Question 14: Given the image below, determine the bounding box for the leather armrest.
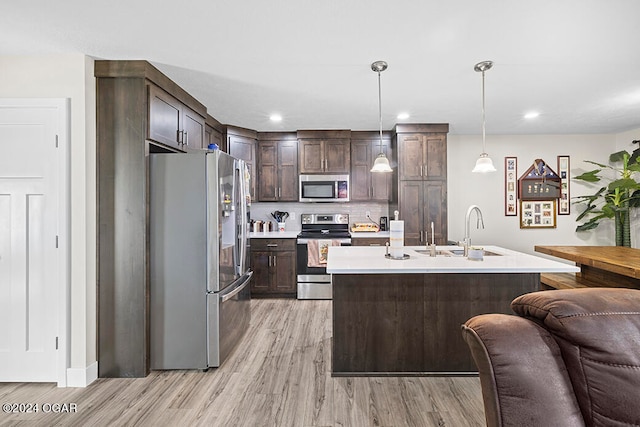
[462,314,585,427]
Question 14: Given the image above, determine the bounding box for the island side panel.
[332,274,425,374]
[427,273,540,372]
[332,272,539,375]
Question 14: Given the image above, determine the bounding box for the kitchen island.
[326,245,579,376]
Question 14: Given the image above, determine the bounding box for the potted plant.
[574,149,640,247]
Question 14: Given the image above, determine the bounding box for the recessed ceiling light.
[524,111,540,119]
[397,112,410,120]
[269,114,282,122]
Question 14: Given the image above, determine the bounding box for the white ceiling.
[2,0,640,135]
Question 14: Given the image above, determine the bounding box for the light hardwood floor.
[0,299,485,426]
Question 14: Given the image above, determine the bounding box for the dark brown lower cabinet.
[250,238,296,297]
[332,272,539,375]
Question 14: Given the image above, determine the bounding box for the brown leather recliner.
[462,288,640,427]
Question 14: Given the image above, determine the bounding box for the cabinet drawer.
[352,237,388,246]
[251,238,296,251]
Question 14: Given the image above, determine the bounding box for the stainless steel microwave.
[299,174,350,202]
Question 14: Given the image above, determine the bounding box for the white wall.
[447,132,640,254]
[0,54,97,383]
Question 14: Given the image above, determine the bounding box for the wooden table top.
[534,245,640,279]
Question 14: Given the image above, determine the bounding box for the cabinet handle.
[268,255,272,267]
[278,187,281,198]
[184,131,188,146]
[420,230,424,243]
[267,244,278,247]
[420,165,423,177]
[273,256,276,267]
[177,130,183,144]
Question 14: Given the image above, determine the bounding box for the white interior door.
[0,99,67,383]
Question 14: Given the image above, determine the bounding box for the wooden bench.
[540,272,602,290]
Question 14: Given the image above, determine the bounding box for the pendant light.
[370,60,393,173]
[472,60,497,173]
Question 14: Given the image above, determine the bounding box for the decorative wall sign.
[520,200,557,228]
[518,159,562,200]
[505,157,518,216]
[557,155,570,215]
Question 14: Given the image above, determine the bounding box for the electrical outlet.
[290,212,296,221]
[366,210,371,218]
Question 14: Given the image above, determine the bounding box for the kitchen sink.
[414,248,502,257]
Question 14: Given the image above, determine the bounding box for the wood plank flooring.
[0,299,485,426]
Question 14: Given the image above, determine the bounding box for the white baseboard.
[65,361,98,387]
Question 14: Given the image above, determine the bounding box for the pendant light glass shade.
[472,60,497,173]
[472,153,497,173]
[370,61,393,173]
[371,152,393,172]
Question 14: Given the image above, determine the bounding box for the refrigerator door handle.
[238,160,249,275]
[233,159,243,276]
[221,271,253,303]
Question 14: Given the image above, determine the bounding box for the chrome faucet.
[463,205,485,256]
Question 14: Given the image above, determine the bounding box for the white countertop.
[326,245,580,274]
[249,231,299,239]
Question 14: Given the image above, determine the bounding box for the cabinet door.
[229,135,256,199]
[399,181,425,246]
[278,141,298,201]
[183,106,205,150]
[250,251,271,293]
[424,181,447,245]
[325,139,350,173]
[273,251,296,292]
[425,134,446,179]
[371,139,391,201]
[148,85,181,149]
[257,142,278,201]
[298,140,324,173]
[398,134,425,180]
[351,139,391,201]
[350,140,372,201]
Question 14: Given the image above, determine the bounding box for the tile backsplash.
[250,201,389,232]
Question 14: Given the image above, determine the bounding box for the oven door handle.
[297,238,352,245]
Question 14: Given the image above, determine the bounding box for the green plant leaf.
[601,204,616,217]
[584,160,609,168]
[610,150,630,163]
[574,170,602,182]
[576,220,600,232]
[608,178,640,191]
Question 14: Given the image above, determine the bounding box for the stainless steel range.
[296,213,351,299]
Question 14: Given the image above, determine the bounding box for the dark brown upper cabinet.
[225,126,257,200]
[396,125,448,181]
[205,114,225,152]
[350,131,392,202]
[297,130,351,174]
[148,84,205,151]
[257,132,298,202]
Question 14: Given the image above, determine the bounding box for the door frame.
[0,98,70,386]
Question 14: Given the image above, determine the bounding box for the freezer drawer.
[208,272,252,367]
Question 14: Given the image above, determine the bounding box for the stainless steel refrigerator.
[150,150,252,369]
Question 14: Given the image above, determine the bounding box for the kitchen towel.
[307,239,338,267]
